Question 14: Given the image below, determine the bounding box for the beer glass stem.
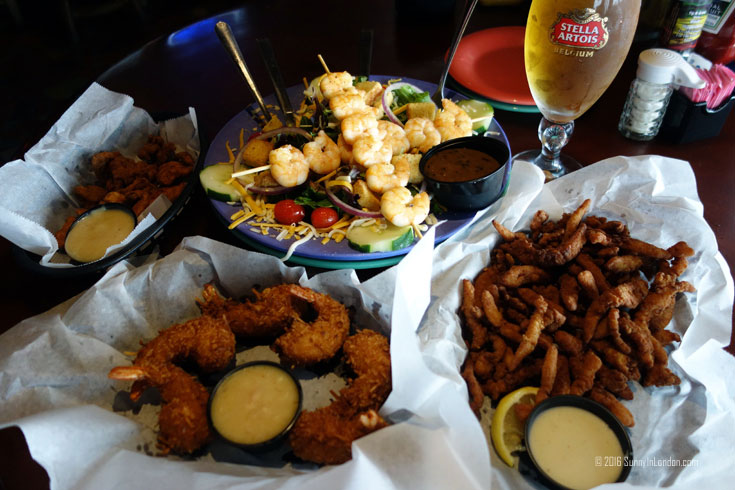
[538,117,574,172]
[512,117,582,180]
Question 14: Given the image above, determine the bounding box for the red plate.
[450,26,535,106]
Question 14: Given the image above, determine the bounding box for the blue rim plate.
[203,76,511,267]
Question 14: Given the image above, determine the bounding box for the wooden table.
[1,1,733,488]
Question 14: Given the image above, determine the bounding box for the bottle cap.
[636,49,706,88]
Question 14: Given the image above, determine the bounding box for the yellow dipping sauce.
[210,364,300,446]
[64,207,136,263]
[528,406,624,490]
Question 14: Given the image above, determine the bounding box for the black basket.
[659,90,735,144]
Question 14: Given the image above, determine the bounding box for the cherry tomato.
[310,207,339,228]
[273,199,305,225]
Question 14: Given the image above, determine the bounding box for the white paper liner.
[0,156,733,489]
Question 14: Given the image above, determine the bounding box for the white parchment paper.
[0,83,200,267]
[0,156,733,489]
[423,157,735,489]
[0,225,485,490]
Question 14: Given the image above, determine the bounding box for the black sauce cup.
[419,136,511,211]
[64,203,138,265]
[523,395,633,490]
[208,361,303,453]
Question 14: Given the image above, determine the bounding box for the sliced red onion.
[254,127,313,141]
[325,185,382,218]
[247,184,293,195]
[232,147,253,186]
[381,82,435,128]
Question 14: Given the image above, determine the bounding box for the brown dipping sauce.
[422,147,501,183]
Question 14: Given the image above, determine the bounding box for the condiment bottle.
[660,0,714,57]
[618,48,706,140]
[696,0,735,64]
[638,0,672,42]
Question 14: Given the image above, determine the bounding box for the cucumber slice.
[200,164,241,202]
[457,99,495,133]
[347,223,414,253]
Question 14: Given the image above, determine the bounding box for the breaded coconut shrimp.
[269,145,309,187]
[341,112,379,145]
[404,117,441,153]
[289,329,391,465]
[200,283,349,367]
[197,283,299,339]
[365,160,410,194]
[273,285,351,367]
[377,120,410,155]
[289,407,387,465]
[352,134,393,167]
[108,315,236,454]
[381,186,430,227]
[320,71,353,100]
[336,329,392,411]
[434,99,473,142]
[303,130,340,174]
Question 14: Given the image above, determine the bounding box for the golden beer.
[525,0,641,123]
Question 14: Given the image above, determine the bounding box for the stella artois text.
[525,0,640,123]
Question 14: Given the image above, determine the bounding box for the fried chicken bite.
[157,160,193,186]
[73,184,107,207]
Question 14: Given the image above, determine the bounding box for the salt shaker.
[618,48,705,141]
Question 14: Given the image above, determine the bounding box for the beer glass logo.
[550,8,609,50]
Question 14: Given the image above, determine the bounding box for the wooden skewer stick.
[231,164,271,178]
[317,54,330,74]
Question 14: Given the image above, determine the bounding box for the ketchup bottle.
[696,1,735,64]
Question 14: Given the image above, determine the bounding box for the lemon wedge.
[490,386,539,467]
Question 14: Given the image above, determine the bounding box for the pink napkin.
[680,64,735,109]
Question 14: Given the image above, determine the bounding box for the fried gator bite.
[459,198,694,427]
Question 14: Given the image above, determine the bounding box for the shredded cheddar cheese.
[392,104,408,115]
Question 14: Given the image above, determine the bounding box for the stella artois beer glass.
[517,0,641,179]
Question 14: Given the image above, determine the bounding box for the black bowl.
[64,203,138,264]
[524,395,633,490]
[208,361,303,452]
[419,136,511,211]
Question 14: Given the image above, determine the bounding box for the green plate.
[448,77,540,114]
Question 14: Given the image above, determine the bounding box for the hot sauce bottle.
[660,0,714,57]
